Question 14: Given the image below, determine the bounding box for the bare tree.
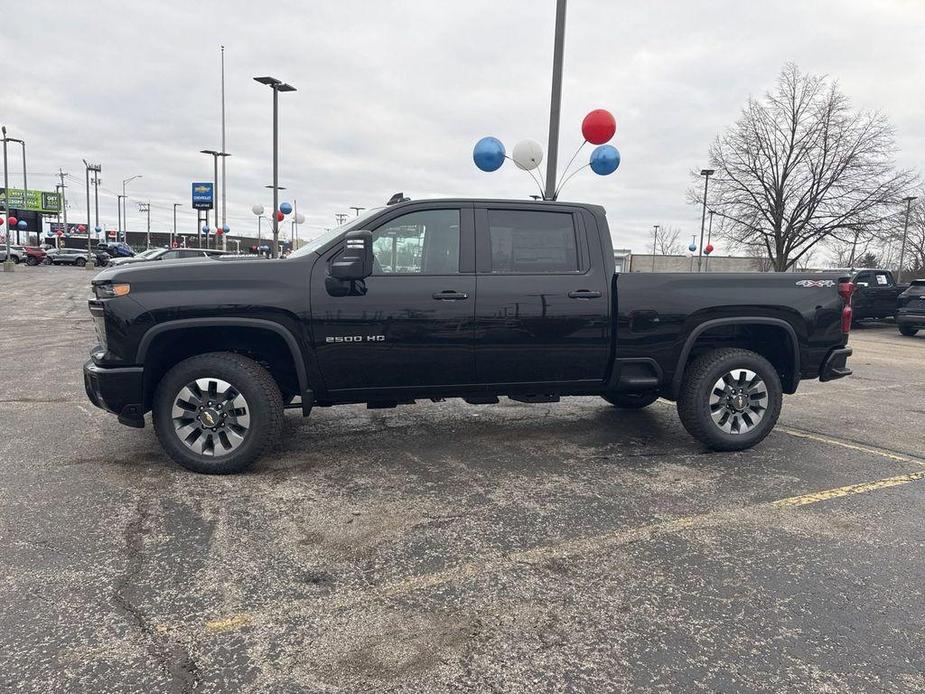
[693,64,917,271]
[654,225,682,255]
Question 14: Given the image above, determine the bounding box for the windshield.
[289,207,384,258]
[136,249,160,259]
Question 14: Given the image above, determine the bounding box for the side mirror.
[330,230,373,280]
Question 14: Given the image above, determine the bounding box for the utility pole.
[705,211,714,272]
[138,202,151,248]
[92,170,100,246]
[651,224,659,272]
[335,212,348,225]
[82,160,101,269]
[544,0,567,201]
[350,206,365,217]
[897,196,917,284]
[221,46,227,238]
[58,169,68,245]
[172,203,181,248]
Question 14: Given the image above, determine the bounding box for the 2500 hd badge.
[325,335,386,343]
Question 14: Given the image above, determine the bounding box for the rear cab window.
[486,209,579,274]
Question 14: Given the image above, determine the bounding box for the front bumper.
[83,359,146,428]
[896,310,925,328]
[819,346,852,382]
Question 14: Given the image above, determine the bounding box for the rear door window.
[486,210,578,273]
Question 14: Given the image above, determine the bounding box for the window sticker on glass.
[876,274,888,285]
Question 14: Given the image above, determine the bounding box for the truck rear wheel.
[899,325,919,337]
[603,391,659,409]
[153,352,283,474]
[677,348,782,452]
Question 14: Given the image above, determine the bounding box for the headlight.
[94,282,131,299]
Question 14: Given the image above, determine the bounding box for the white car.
[0,245,26,263]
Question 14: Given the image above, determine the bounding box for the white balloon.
[251,204,264,216]
[512,139,544,171]
[295,213,306,224]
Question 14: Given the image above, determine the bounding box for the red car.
[21,246,48,266]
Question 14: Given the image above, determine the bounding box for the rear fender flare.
[669,317,800,398]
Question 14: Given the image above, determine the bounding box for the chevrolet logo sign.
[193,185,210,193]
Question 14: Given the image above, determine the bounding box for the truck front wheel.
[677,348,782,452]
[899,325,919,337]
[153,352,284,474]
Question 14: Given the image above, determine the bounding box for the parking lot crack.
[111,496,200,693]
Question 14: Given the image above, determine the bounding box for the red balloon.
[581,109,616,145]
[0,217,4,226]
[705,244,714,255]
[7,216,17,227]
[216,229,224,236]
[275,210,285,222]
[77,224,86,232]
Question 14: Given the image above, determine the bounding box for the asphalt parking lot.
[2,265,924,693]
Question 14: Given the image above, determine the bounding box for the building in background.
[615,250,792,273]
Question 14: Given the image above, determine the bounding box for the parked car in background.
[46,248,109,267]
[18,246,48,266]
[0,245,27,263]
[848,269,908,321]
[897,279,925,336]
[96,241,135,258]
[108,247,227,267]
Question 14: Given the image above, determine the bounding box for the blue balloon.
[590,144,620,175]
[688,242,697,252]
[223,224,230,232]
[95,226,102,233]
[279,202,293,215]
[17,220,27,230]
[202,225,210,233]
[473,136,506,172]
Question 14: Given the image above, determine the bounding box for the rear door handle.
[432,290,469,301]
[568,289,602,299]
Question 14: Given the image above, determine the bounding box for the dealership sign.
[0,188,62,214]
[191,182,214,210]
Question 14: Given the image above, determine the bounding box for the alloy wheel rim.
[171,377,250,456]
[708,368,768,434]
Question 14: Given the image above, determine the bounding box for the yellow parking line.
[772,471,925,508]
[204,614,250,633]
[776,426,923,466]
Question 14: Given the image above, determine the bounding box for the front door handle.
[432,290,469,301]
[568,289,602,299]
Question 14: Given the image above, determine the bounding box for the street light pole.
[651,224,659,272]
[254,76,296,258]
[2,126,11,272]
[544,0,567,201]
[82,160,101,269]
[897,196,917,284]
[92,170,100,246]
[200,150,230,243]
[59,170,68,249]
[706,210,714,272]
[172,203,181,248]
[122,175,142,243]
[697,169,715,272]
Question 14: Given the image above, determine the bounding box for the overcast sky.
[6,0,924,251]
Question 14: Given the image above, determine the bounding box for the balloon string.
[506,156,546,199]
[555,140,587,198]
[554,163,591,199]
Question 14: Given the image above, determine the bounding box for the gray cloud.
[6,0,923,252]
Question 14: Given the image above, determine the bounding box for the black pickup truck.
[841,268,908,321]
[84,198,854,474]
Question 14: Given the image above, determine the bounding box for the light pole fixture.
[897,196,918,284]
[350,206,365,217]
[121,175,142,242]
[697,169,715,272]
[254,75,297,258]
[82,160,101,269]
[200,150,230,234]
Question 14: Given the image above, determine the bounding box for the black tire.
[603,391,659,409]
[75,257,86,267]
[26,256,38,266]
[899,325,919,337]
[11,256,20,264]
[676,347,782,452]
[153,352,284,474]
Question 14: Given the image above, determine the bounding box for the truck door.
[855,270,898,318]
[473,205,611,385]
[310,205,476,393]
